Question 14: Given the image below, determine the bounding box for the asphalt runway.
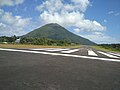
[0,47,120,90]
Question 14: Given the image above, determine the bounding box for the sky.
[0,0,120,44]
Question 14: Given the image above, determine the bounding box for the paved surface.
[0,46,120,90]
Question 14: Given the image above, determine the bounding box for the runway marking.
[30,48,54,50]
[97,51,119,59]
[61,49,79,53]
[88,50,98,56]
[0,48,120,62]
[109,53,120,57]
[43,48,70,51]
[31,48,70,51]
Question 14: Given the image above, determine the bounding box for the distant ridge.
[23,23,96,45]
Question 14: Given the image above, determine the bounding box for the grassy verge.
[92,45,120,53]
[0,44,81,49]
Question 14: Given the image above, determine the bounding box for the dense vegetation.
[0,35,17,43]
[0,36,72,46]
[98,44,120,52]
[24,23,95,45]
[20,37,71,46]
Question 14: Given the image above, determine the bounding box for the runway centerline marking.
[61,49,79,53]
[0,48,120,62]
[88,50,98,56]
[31,48,70,51]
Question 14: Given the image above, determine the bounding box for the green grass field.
[0,44,81,49]
[92,46,120,53]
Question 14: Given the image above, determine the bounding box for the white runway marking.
[0,48,120,62]
[109,53,120,57]
[61,49,79,53]
[88,50,98,56]
[44,49,70,51]
[31,48,53,50]
[97,51,119,59]
[31,48,70,51]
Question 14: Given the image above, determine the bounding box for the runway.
[0,46,120,90]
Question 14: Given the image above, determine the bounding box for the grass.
[92,45,120,53]
[0,44,81,49]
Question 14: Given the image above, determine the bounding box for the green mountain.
[23,23,96,45]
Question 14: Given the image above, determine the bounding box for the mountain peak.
[23,23,96,45]
[45,23,63,27]
[46,23,60,25]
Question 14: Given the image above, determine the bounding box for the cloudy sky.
[0,0,120,44]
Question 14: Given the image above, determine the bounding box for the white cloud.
[71,0,90,12]
[36,0,63,13]
[108,11,114,14]
[94,32,104,36]
[0,0,24,6]
[74,28,81,33]
[36,0,89,13]
[108,11,120,16]
[0,9,31,36]
[0,22,6,27]
[114,13,120,16]
[81,32,120,44]
[36,0,106,32]
[15,0,24,5]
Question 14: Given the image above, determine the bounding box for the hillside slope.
[24,23,96,45]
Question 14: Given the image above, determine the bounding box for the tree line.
[0,36,71,46]
[0,35,17,43]
[20,37,71,46]
[98,44,120,51]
